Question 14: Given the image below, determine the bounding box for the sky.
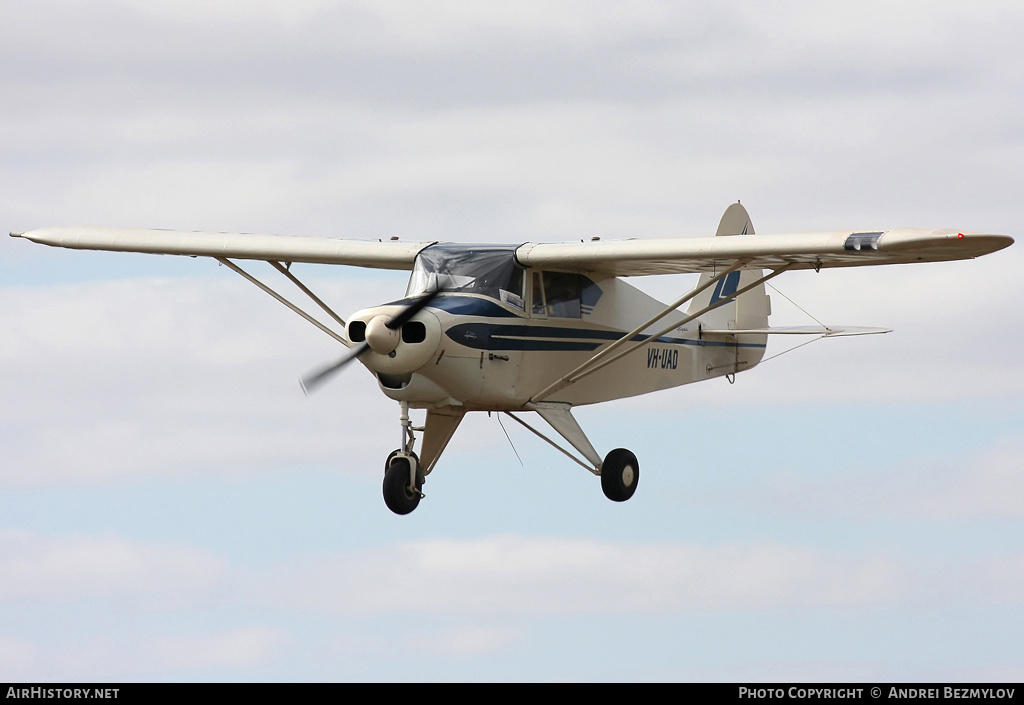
[1,0,1022,682]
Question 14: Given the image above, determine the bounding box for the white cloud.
[0,627,283,681]
[0,530,222,602]
[113,0,342,26]
[110,0,682,51]
[0,638,40,682]
[722,438,1024,521]
[259,535,903,615]
[145,626,284,670]
[399,625,526,659]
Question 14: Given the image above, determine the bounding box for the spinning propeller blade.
[387,286,443,329]
[299,287,443,395]
[299,342,369,395]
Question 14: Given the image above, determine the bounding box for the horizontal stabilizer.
[701,326,891,337]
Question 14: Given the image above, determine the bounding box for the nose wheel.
[383,452,424,515]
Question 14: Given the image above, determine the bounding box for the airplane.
[11,203,1014,514]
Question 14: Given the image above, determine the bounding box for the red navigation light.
[957,233,964,239]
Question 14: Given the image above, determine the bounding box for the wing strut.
[216,257,350,348]
[268,261,347,329]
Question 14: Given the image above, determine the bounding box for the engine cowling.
[346,304,442,378]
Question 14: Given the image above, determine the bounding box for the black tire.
[601,448,639,502]
[383,455,423,515]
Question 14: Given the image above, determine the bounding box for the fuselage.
[347,265,768,411]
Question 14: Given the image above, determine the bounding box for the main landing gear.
[503,405,640,505]
[600,448,639,502]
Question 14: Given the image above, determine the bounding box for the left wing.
[515,228,1013,276]
[10,227,432,270]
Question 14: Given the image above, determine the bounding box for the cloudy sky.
[1,0,1022,682]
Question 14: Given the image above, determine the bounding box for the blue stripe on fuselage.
[444,322,767,351]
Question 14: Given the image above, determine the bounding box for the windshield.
[406,244,525,310]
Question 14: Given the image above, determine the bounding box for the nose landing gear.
[383,452,423,515]
[382,401,425,515]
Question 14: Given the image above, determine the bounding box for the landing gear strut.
[505,405,640,504]
[382,401,425,515]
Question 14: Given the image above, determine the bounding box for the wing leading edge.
[514,228,1014,276]
[11,227,432,270]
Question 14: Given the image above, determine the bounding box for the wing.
[514,228,1014,276]
[10,226,432,270]
[12,224,1014,275]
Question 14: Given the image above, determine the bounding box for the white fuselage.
[348,272,768,411]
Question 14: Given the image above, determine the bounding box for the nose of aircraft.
[347,304,443,377]
[365,314,400,355]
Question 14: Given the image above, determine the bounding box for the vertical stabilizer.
[715,201,755,239]
[687,203,770,370]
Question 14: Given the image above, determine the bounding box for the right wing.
[10,227,433,270]
[515,228,1014,276]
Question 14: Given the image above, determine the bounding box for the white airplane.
[12,203,1013,514]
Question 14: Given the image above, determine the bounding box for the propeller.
[299,286,443,395]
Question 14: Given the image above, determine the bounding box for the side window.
[543,272,581,318]
[499,266,525,311]
[531,272,546,316]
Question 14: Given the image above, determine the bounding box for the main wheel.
[601,448,639,502]
[383,455,424,515]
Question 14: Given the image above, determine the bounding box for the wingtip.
[10,231,24,238]
[961,232,1014,255]
[979,233,1015,257]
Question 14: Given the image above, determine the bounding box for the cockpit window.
[406,244,525,310]
[542,271,581,318]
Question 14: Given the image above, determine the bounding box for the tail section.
[687,202,770,373]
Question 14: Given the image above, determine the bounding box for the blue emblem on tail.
[709,271,741,305]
